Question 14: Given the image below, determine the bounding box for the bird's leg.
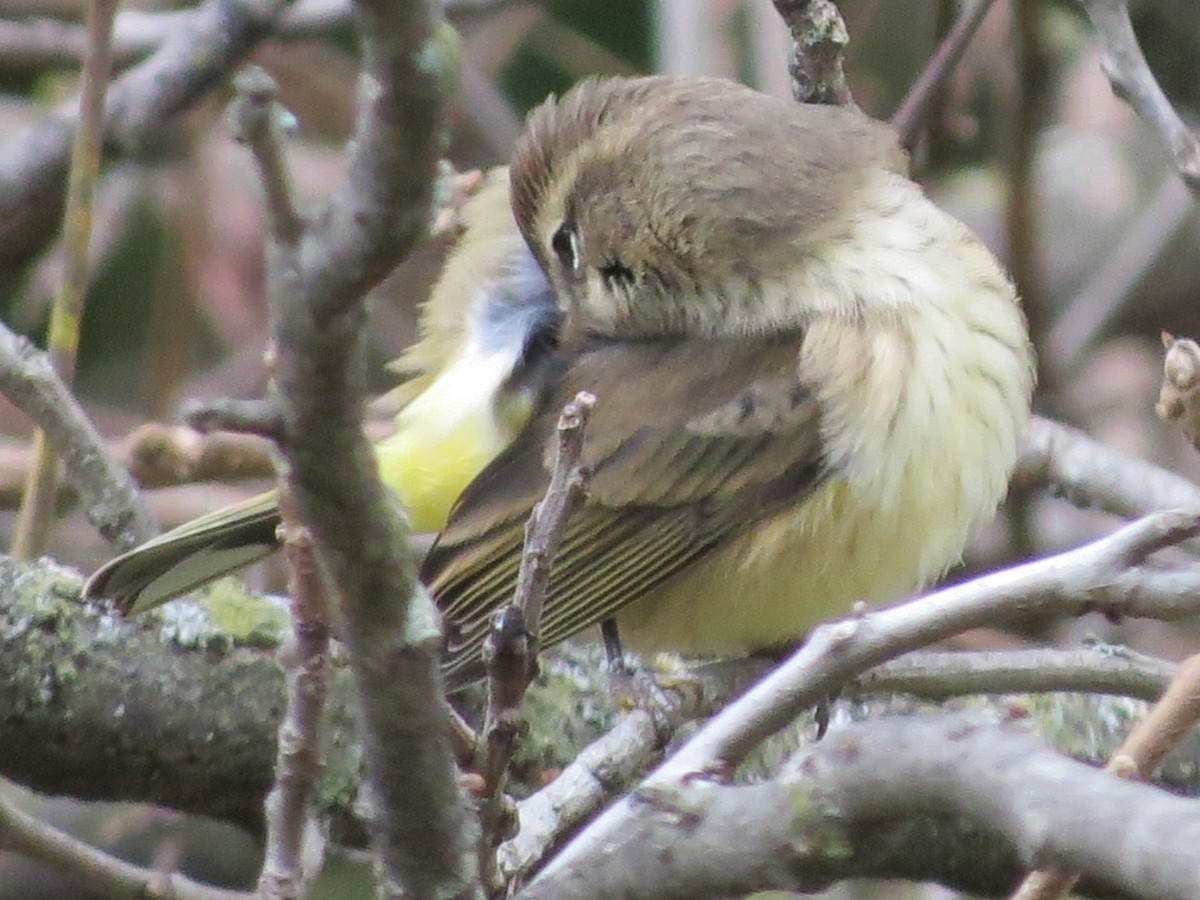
[601,617,631,677]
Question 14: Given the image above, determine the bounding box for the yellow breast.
[375,350,530,534]
[617,172,1035,655]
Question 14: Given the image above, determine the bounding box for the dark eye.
[551,222,581,274]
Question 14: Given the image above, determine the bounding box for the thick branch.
[538,509,1200,878]
[523,713,1200,900]
[251,0,475,894]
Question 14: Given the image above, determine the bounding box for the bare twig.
[0,0,287,300]
[1010,653,1200,899]
[522,713,1200,899]
[225,67,304,246]
[1076,0,1200,197]
[535,508,1200,879]
[0,328,156,548]
[1047,176,1192,369]
[890,0,997,151]
[771,0,853,105]
[0,779,253,900]
[13,0,118,560]
[184,396,287,442]
[1015,415,1200,517]
[858,646,1174,703]
[477,392,594,885]
[258,489,332,900]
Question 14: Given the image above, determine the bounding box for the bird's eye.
[551,222,581,274]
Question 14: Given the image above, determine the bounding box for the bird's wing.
[422,331,828,684]
[83,490,281,615]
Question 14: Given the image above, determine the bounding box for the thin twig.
[1076,0,1200,198]
[890,0,998,151]
[13,0,119,559]
[478,392,594,887]
[0,327,156,548]
[536,508,1200,878]
[1009,653,1200,899]
[184,396,287,442]
[225,67,304,246]
[258,488,332,900]
[0,778,252,900]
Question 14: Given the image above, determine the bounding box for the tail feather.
[83,491,282,615]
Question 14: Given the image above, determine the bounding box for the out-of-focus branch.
[12,0,118,560]
[0,0,516,71]
[0,0,287,300]
[0,781,253,900]
[1076,0,1200,198]
[891,0,998,151]
[535,508,1200,880]
[522,713,1200,900]
[770,0,852,105]
[1015,415,1200,518]
[1047,177,1192,370]
[0,329,156,549]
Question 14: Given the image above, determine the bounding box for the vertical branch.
[225,1,477,896]
[771,0,853,106]
[1004,0,1051,559]
[1007,0,1051,394]
[476,393,594,889]
[257,487,332,900]
[13,0,119,559]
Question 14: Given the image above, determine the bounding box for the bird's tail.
[83,491,281,616]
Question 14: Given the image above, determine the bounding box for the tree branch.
[0,328,156,549]
[0,0,287,300]
[242,0,477,894]
[535,508,1200,880]
[523,713,1200,899]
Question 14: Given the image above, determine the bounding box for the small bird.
[87,76,1035,689]
[84,167,560,614]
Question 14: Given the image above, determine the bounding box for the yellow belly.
[619,176,1034,655]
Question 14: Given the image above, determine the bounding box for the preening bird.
[84,167,559,615]
[86,75,1035,689]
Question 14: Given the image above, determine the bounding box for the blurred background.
[1,0,1199,896]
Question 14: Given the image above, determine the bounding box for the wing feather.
[425,332,827,685]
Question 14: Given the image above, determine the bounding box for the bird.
[87,75,1035,690]
[84,167,560,615]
